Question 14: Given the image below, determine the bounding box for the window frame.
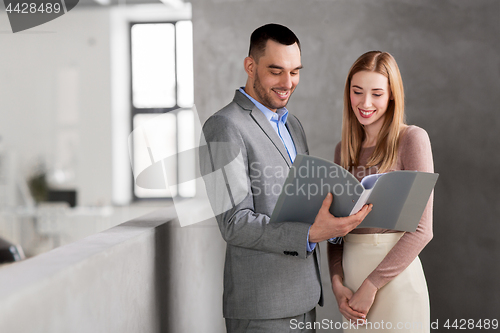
[129,20,192,201]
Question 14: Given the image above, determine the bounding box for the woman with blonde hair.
[328,51,434,332]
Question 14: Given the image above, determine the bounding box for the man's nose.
[280,73,293,89]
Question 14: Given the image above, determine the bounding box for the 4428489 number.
[441,319,498,330]
[5,2,62,14]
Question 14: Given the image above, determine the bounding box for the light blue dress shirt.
[238,88,318,251]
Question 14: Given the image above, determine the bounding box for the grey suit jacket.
[200,90,323,320]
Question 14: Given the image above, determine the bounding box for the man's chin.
[259,94,289,110]
[271,99,289,110]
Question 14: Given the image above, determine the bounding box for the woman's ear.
[244,56,255,78]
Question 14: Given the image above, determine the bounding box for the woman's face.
[350,70,392,133]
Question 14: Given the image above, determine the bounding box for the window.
[130,21,194,199]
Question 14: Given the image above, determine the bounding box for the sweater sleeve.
[328,142,345,282]
[366,126,435,289]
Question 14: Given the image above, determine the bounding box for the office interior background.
[0,0,498,332]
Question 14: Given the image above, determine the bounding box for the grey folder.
[270,155,439,232]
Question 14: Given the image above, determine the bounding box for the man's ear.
[244,56,256,78]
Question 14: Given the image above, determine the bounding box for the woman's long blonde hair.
[340,51,406,173]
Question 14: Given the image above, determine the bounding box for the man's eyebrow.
[268,64,303,70]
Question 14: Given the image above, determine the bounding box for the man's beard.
[253,71,291,110]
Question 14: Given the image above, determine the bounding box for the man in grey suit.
[200,24,372,332]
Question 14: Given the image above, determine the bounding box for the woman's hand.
[348,279,378,320]
[332,276,366,323]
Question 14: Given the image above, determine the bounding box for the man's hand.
[309,193,372,243]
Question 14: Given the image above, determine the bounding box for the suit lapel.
[234,90,298,166]
[286,119,307,156]
[249,107,292,167]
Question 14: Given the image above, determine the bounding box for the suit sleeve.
[200,114,312,258]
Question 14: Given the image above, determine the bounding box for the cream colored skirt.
[342,233,430,332]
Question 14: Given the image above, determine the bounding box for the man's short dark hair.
[249,23,301,62]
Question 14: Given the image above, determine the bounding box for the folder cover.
[269,155,438,232]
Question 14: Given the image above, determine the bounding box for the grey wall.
[0,208,226,333]
[192,0,500,327]
[0,210,173,332]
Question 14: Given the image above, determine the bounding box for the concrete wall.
[0,207,226,332]
[192,0,500,328]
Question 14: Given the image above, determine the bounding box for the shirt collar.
[239,87,289,124]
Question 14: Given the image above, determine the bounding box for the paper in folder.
[269,155,438,232]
